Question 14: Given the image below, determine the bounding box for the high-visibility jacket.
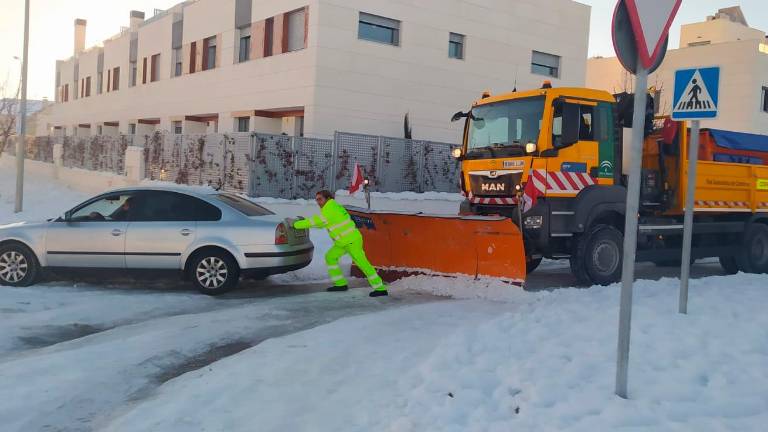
[293,199,362,246]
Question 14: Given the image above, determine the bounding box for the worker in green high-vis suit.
[293,190,388,297]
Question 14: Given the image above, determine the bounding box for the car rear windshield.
[212,193,275,216]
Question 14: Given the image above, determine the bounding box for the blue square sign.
[672,67,720,120]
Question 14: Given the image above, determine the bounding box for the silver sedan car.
[0,187,313,294]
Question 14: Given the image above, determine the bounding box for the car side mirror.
[63,211,73,222]
[451,111,468,122]
[560,103,581,147]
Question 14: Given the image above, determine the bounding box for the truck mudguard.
[571,185,628,233]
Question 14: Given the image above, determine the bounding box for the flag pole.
[364,179,371,210]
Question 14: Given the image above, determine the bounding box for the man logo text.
[481,183,505,192]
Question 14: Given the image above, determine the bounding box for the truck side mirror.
[561,103,581,146]
[451,111,468,122]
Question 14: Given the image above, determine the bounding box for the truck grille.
[469,172,522,196]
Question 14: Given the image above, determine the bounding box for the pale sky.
[0,0,766,100]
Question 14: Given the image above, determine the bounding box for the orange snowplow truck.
[350,84,768,286]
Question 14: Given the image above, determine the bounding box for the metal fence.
[2,136,54,163]
[60,135,129,174]
[14,130,460,200]
[143,132,250,194]
[247,132,461,199]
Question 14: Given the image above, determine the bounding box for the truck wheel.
[737,223,768,274]
[570,224,623,286]
[526,257,542,274]
[718,256,739,275]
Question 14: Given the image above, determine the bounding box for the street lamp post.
[15,0,30,213]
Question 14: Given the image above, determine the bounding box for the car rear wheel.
[190,250,240,295]
[0,243,40,287]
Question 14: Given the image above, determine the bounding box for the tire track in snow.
[0,288,438,432]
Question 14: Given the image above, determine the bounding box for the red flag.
[522,170,544,213]
[349,163,364,194]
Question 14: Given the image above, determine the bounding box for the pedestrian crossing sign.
[672,67,720,120]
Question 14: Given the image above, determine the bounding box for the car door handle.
[180,229,193,236]
[111,229,124,237]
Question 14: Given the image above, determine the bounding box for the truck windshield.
[467,97,545,155]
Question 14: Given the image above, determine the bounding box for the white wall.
[680,18,765,47]
[43,0,589,143]
[307,0,589,141]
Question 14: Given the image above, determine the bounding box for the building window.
[151,54,160,82]
[130,61,137,87]
[203,36,217,70]
[128,123,136,134]
[142,57,148,84]
[85,76,91,97]
[190,41,197,73]
[264,18,274,57]
[763,87,768,112]
[173,121,182,134]
[173,48,182,77]
[358,12,400,46]
[236,117,250,132]
[449,32,464,59]
[531,51,560,78]
[286,8,306,52]
[64,84,69,102]
[238,26,251,62]
[97,72,103,94]
[112,67,120,91]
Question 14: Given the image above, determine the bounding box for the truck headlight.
[524,215,543,229]
[525,142,538,154]
[451,148,462,159]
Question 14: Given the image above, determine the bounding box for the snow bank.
[104,274,768,431]
[0,157,89,224]
[391,275,534,302]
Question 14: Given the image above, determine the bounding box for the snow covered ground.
[2,157,766,431]
[103,274,768,432]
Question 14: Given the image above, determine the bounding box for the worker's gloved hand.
[289,216,307,229]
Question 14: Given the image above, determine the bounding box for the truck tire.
[737,223,768,274]
[570,224,623,286]
[526,257,542,274]
[718,256,739,275]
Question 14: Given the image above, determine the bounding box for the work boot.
[326,285,349,292]
[369,290,388,297]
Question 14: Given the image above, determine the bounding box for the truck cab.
[456,85,618,213]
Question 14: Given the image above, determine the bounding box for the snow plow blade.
[348,208,526,286]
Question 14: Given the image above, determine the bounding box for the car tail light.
[275,223,289,245]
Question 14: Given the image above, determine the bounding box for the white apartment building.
[44,0,590,142]
[587,7,768,135]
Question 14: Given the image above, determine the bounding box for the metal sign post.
[672,67,721,314]
[615,64,648,399]
[611,0,681,399]
[14,0,30,213]
[678,120,699,314]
